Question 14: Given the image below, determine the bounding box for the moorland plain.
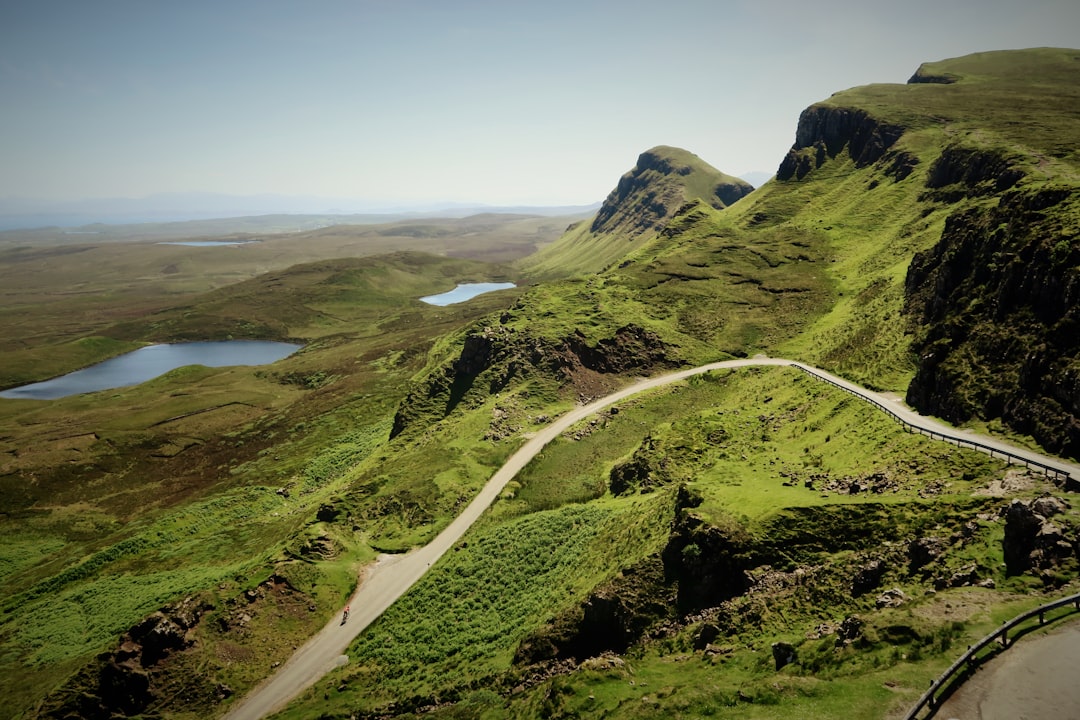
[0,212,574,389]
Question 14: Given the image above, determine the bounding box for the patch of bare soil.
[911,588,1030,625]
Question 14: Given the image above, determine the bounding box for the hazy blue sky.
[2,0,1079,208]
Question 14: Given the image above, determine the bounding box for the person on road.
[342,605,350,624]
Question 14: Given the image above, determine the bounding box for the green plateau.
[1,47,1079,720]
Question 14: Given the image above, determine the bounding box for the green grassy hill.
[518,146,754,279]
[3,48,1080,720]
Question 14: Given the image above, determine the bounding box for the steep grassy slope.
[282,367,1070,720]
[519,146,753,278]
[519,49,1080,421]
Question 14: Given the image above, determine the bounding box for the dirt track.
[222,357,1080,719]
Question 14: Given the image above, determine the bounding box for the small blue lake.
[0,341,301,400]
[420,282,516,306]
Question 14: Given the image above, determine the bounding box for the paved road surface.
[935,618,1080,719]
[222,358,1080,719]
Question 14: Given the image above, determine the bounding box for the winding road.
[221,357,1080,720]
[935,617,1080,719]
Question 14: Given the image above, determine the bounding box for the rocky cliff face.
[904,181,1080,459]
[772,65,1080,461]
[40,575,318,719]
[777,105,907,181]
[921,144,1026,200]
[590,146,753,237]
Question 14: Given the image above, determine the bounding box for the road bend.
[222,357,1080,719]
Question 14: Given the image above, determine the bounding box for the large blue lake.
[420,282,516,306]
[0,341,301,400]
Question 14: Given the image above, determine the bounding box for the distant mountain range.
[0,172,774,232]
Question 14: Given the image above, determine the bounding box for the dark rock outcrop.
[771,641,797,670]
[43,596,214,719]
[512,556,674,665]
[1002,497,1076,575]
[851,558,886,597]
[922,144,1025,200]
[777,105,905,181]
[908,64,959,84]
[908,536,949,573]
[661,509,753,613]
[693,622,722,650]
[836,615,864,646]
[609,435,670,495]
[904,184,1080,458]
[513,486,749,666]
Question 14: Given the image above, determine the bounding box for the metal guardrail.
[791,364,1074,484]
[903,591,1080,719]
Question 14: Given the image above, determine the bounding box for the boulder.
[908,536,949,572]
[934,563,980,590]
[98,661,153,716]
[130,613,188,666]
[694,623,721,651]
[851,558,886,597]
[1002,497,1075,575]
[836,615,863,646]
[875,588,908,609]
[1032,496,1068,518]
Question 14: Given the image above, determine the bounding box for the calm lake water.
[420,282,516,306]
[0,341,301,400]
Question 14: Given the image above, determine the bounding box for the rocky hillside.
[905,184,1080,458]
[732,48,1080,459]
[519,145,753,278]
[893,51,1080,457]
[590,145,753,236]
[245,47,1080,720]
